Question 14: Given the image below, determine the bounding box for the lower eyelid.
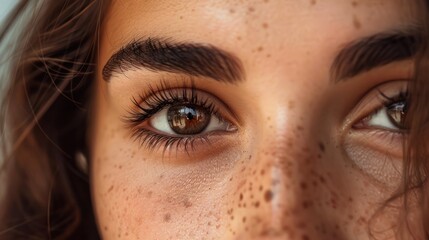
[131,127,238,158]
[347,128,404,161]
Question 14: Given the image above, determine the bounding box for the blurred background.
[0,0,17,24]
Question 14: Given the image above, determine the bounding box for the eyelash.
[124,81,228,153]
[357,88,409,139]
[378,88,408,110]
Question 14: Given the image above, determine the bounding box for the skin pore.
[90,0,423,239]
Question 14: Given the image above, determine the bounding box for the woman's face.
[90,0,422,239]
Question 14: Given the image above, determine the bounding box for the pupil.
[167,104,210,135]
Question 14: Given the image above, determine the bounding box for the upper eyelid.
[348,82,409,127]
[123,87,240,129]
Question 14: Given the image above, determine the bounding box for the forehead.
[101,0,418,74]
[103,0,416,44]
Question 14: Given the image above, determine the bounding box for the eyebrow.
[102,38,244,83]
[331,28,421,82]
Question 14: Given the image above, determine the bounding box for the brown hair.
[0,0,109,239]
[0,0,428,239]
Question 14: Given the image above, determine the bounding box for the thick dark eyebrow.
[331,29,421,82]
[102,38,244,83]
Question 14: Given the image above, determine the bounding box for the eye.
[125,82,239,153]
[150,104,234,136]
[362,100,407,131]
[344,81,409,186]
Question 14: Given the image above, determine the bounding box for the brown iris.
[386,101,407,129]
[167,104,210,134]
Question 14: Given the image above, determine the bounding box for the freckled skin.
[90,0,423,239]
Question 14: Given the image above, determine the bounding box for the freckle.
[242,217,247,223]
[288,101,295,109]
[302,234,310,240]
[266,54,271,58]
[348,214,354,220]
[262,22,269,29]
[229,9,235,14]
[353,15,361,29]
[260,169,265,176]
[104,226,108,231]
[259,185,263,191]
[319,176,326,184]
[351,1,358,7]
[146,191,152,198]
[300,182,308,190]
[302,200,313,209]
[107,185,114,193]
[257,46,264,52]
[264,190,274,202]
[248,6,255,12]
[310,0,316,5]
[318,142,325,152]
[179,16,183,19]
[239,193,243,201]
[118,165,122,169]
[297,125,304,131]
[254,201,260,207]
[163,213,171,222]
[248,155,252,160]
[184,199,192,208]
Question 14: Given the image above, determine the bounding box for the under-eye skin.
[343,80,410,185]
[123,80,238,154]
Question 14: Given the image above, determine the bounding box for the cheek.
[90,117,403,239]
[91,121,244,239]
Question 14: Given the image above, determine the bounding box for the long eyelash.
[377,88,409,107]
[125,80,221,125]
[123,79,221,153]
[377,87,410,136]
[130,128,213,156]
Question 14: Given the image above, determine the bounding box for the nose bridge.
[258,107,320,220]
[227,103,326,239]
